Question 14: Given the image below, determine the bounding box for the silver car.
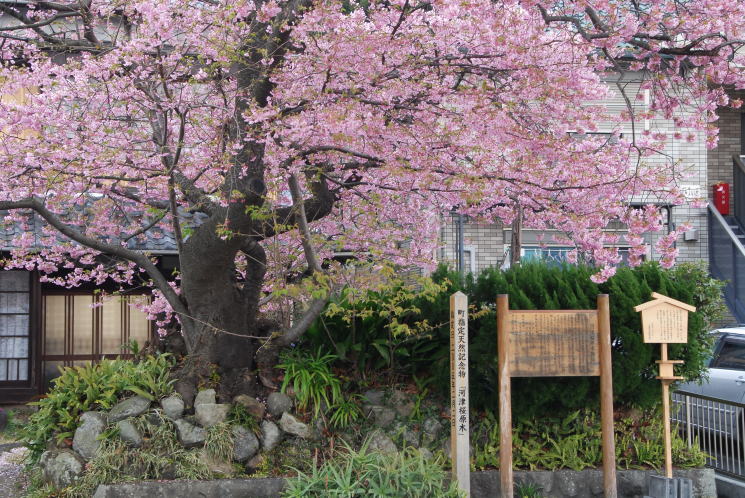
[674,327,745,441]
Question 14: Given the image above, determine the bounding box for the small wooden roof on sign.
[633,292,696,313]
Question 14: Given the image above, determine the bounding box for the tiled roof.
[0,207,209,254]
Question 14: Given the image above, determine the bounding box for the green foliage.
[62,412,211,497]
[282,441,465,497]
[278,348,342,416]
[205,422,235,462]
[515,482,543,498]
[307,276,453,376]
[22,354,175,462]
[307,262,720,419]
[328,395,363,429]
[0,408,23,442]
[471,409,707,471]
[227,403,260,434]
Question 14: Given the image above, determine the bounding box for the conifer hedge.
[306,262,723,419]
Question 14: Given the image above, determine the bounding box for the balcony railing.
[672,389,745,479]
[708,202,745,322]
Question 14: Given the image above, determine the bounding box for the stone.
[194,388,216,406]
[555,470,579,497]
[260,420,281,451]
[245,453,266,473]
[367,430,397,454]
[232,426,260,462]
[174,418,206,448]
[233,394,266,420]
[362,389,385,406]
[92,478,287,498]
[195,403,230,428]
[108,396,150,423]
[40,450,85,489]
[419,448,433,460]
[390,390,415,418]
[199,447,235,477]
[160,395,185,420]
[266,392,293,417]
[421,416,443,445]
[72,411,107,460]
[278,412,310,439]
[116,419,143,448]
[391,421,419,448]
[369,405,396,428]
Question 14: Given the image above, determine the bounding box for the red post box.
[714,182,730,215]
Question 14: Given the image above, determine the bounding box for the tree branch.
[0,197,194,352]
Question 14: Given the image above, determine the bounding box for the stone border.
[92,468,716,498]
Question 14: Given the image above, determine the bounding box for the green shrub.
[22,354,175,461]
[306,262,720,419]
[282,441,464,497]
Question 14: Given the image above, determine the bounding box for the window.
[0,271,31,382]
[42,294,151,385]
[711,339,745,371]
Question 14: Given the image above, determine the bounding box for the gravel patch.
[0,445,28,496]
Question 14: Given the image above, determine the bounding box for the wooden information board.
[509,311,599,377]
[635,293,694,344]
[634,293,695,479]
[498,295,616,498]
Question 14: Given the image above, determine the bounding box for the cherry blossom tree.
[0,0,742,397]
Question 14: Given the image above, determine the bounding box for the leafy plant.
[471,408,707,472]
[227,403,260,434]
[515,481,543,498]
[277,348,342,416]
[282,440,465,497]
[22,354,175,462]
[328,395,363,429]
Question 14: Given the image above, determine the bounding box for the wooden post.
[660,343,673,479]
[450,292,470,496]
[597,294,617,498]
[497,295,513,498]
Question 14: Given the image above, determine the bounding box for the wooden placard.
[449,291,470,496]
[634,292,695,344]
[509,311,599,377]
[498,295,617,498]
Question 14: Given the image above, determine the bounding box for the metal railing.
[735,155,745,228]
[708,202,745,322]
[672,389,745,479]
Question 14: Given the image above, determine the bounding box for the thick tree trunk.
[173,219,270,403]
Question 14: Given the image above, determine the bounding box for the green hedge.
[306,262,722,419]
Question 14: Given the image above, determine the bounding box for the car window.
[711,339,745,370]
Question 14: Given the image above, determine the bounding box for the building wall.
[708,91,745,205]
[437,71,711,272]
[439,214,505,274]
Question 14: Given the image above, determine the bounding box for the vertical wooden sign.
[634,293,695,479]
[450,291,470,496]
[497,294,616,498]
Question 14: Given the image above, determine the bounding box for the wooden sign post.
[634,292,695,480]
[450,291,470,496]
[497,294,616,498]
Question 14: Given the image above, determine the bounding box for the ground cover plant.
[471,408,707,472]
[282,441,464,498]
